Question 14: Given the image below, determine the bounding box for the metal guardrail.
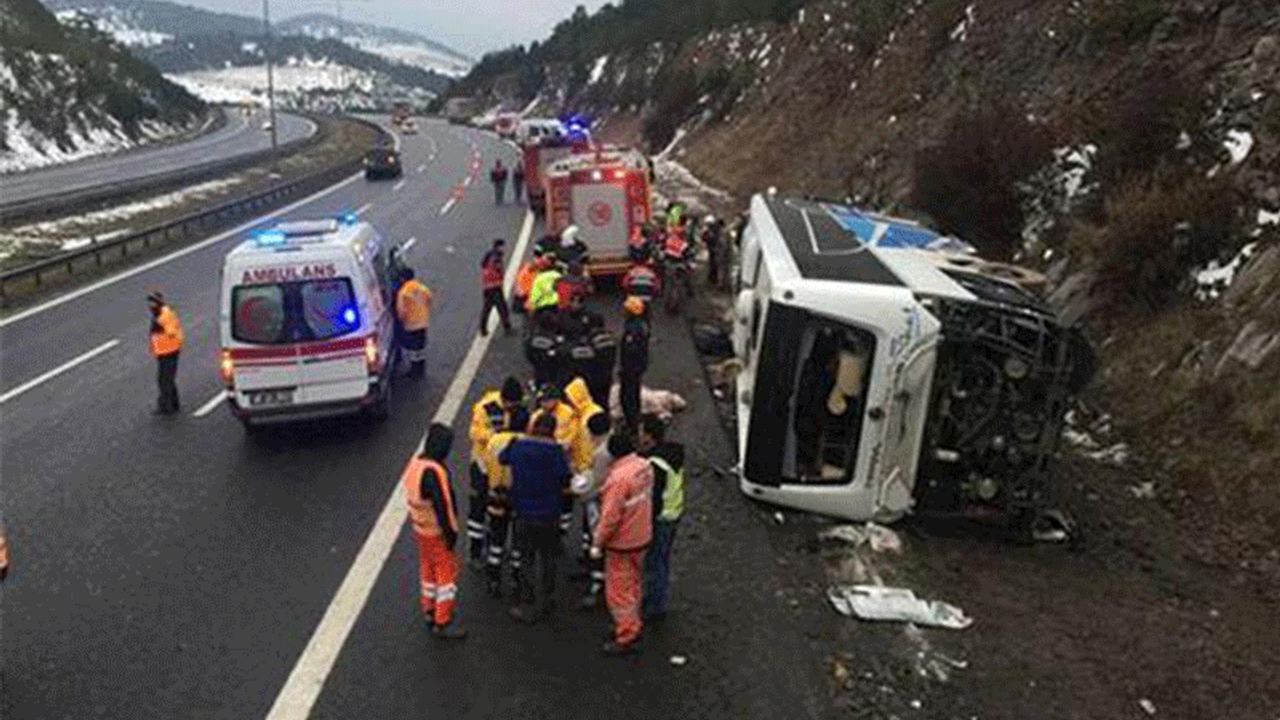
[0,110,318,225]
[0,115,391,308]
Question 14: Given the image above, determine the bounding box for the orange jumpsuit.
[594,453,653,646]
[403,456,459,625]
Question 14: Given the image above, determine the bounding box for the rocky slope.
[459,0,1280,586]
[1,0,204,173]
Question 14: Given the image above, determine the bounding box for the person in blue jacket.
[500,412,571,623]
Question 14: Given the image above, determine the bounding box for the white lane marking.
[392,180,406,192]
[0,173,362,329]
[355,203,372,215]
[400,237,416,251]
[463,176,472,187]
[264,209,535,720]
[416,164,426,173]
[192,389,228,418]
[438,198,456,216]
[0,339,120,405]
[423,132,438,159]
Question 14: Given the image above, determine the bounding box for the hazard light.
[591,170,603,182]
[365,336,382,375]
[612,169,625,180]
[219,350,234,387]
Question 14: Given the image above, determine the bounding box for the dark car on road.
[364,147,403,180]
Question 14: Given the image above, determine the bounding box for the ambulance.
[545,146,652,276]
[732,193,1094,536]
[218,215,398,429]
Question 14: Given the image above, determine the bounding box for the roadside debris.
[827,585,973,629]
[1139,698,1157,715]
[608,383,687,423]
[1129,481,1157,499]
[1084,442,1130,466]
[669,655,688,667]
[820,522,903,554]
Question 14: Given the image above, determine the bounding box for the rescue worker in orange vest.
[481,405,530,597]
[396,268,432,378]
[514,259,541,317]
[147,291,184,415]
[556,260,593,313]
[479,238,512,336]
[591,432,653,655]
[468,376,527,568]
[403,422,467,639]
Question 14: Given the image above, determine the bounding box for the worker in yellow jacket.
[147,291,184,414]
[480,405,530,597]
[466,377,527,568]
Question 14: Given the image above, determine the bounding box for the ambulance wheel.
[367,383,390,422]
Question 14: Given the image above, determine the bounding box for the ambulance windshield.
[233,278,359,344]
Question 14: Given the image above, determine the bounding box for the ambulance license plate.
[246,388,294,407]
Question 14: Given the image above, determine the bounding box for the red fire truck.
[545,147,653,277]
[521,134,582,214]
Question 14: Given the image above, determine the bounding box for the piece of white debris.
[669,655,688,666]
[1139,698,1157,715]
[911,699,923,709]
[827,585,973,629]
[1129,481,1156,499]
[774,511,785,524]
[1224,129,1253,165]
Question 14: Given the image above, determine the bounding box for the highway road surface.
[0,118,825,719]
[1,109,315,209]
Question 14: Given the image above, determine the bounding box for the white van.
[732,193,1094,531]
[219,216,398,428]
[516,118,563,145]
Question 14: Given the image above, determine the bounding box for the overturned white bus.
[731,193,1094,533]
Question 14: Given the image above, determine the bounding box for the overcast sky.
[184,0,610,58]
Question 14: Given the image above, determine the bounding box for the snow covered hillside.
[1,0,203,174]
[276,13,472,78]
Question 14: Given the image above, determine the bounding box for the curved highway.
[1,109,315,208]
[0,118,826,720]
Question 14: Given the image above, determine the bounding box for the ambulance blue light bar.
[251,229,287,246]
[339,211,359,226]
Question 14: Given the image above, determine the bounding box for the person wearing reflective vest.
[528,264,563,330]
[147,291,184,415]
[513,258,542,317]
[480,405,530,598]
[403,423,466,639]
[479,238,512,336]
[396,268,432,378]
[638,414,685,621]
[591,432,653,655]
[468,376,526,568]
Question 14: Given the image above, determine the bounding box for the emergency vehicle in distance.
[545,146,653,277]
[219,215,398,430]
[732,193,1095,538]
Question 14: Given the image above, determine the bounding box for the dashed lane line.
[400,237,416,251]
[264,209,535,720]
[392,180,406,192]
[355,203,372,216]
[438,198,456,216]
[0,339,120,405]
[0,173,362,329]
[192,389,228,418]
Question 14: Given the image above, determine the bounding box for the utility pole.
[262,0,278,150]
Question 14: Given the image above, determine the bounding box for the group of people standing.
[404,371,685,655]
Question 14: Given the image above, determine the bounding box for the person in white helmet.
[558,225,588,267]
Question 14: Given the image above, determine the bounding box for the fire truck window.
[232,285,286,344]
[784,322,875,484]
[300,279,359,341]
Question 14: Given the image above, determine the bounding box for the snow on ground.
[167,61,376,103]
[0,111,173,174]
[54,8,171,47]
[0,176,246,262]
[1224,129,1254,164]
[653,157,731,210]
[950,4,976,42]
[1195,242,1259,301]
[347,38,471,78]
[588,55,610,85]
